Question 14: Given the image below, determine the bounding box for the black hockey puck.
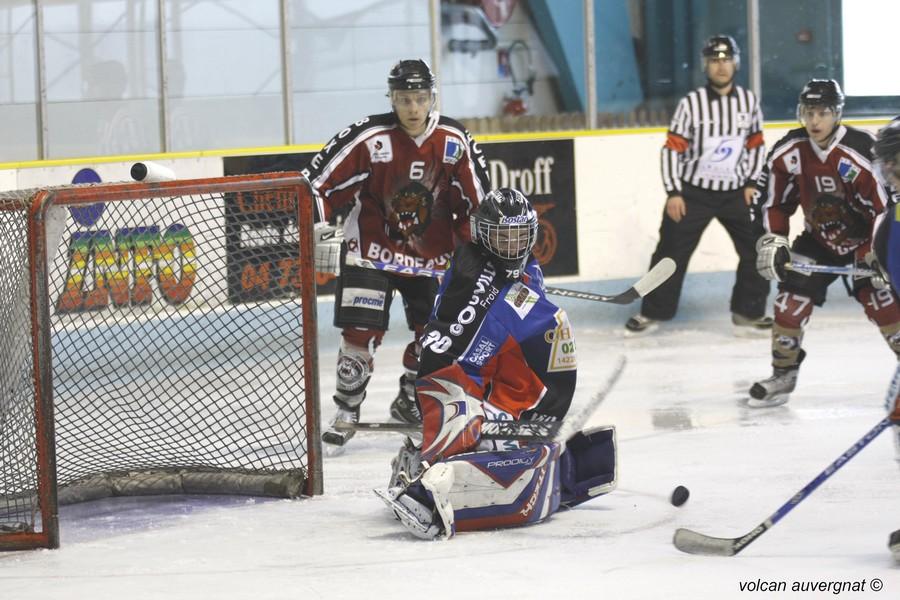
[670,485,690,507]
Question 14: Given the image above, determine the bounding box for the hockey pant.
[401,426,617,537]
[770,286,900,368]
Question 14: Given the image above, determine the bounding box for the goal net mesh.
[0,175,321,549]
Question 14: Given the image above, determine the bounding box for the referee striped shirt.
[661,83,766,194]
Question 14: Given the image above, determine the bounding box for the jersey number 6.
[410,161,425,180]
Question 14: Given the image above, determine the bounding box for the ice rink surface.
[2,283,900,599]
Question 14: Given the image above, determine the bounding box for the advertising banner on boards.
[223,136,578,301]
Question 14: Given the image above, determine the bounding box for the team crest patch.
[366,135,393,163]
[443,137,464,164]
[504,283,538,319]
[736,112,751,128]
[837,157,860,183]
[545,309,576,372]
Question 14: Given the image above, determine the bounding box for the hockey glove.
[314,221,343,274]
[755,233,791,282]
[863,250,891,291]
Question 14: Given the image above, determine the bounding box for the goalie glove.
[314,221,343,275]
[755,233,790,282]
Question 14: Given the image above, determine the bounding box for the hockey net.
[0,173,321,550]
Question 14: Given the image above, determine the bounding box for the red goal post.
[0,172,322,550]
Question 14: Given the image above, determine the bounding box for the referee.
[626,34,772,336]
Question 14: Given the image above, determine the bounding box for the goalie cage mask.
[470,187,538,279]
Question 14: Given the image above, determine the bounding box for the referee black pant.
[641,183,770,321]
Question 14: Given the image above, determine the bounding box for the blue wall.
[528,0,643,113]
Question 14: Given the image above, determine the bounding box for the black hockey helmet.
[387,59,436,92]
[797,79,845,123]
[470,188,538,279]
[875,117,900,165]
[701,34,740,69]
[875,117,900,185]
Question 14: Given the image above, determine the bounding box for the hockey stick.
[336,419,560,441]
[785,262,876,277]
[674,364,900,556]
[346,257,676,305]
[336,355,626,442]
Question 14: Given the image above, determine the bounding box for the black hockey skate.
[624,313,659,336]
[890,529,900,561]
[732,313,773,338]
[322,400,361,446]
[389,375,421,424]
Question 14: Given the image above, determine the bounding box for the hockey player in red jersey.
[375,189,617,540]
[302,59,490,446]
[750,80,900,407]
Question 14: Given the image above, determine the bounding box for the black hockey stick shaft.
[335,419,561,441]
[345,257,676,305]
[337,356,626,442]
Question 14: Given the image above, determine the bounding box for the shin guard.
[772,291,813,368]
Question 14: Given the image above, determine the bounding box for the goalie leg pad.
[443,443,563,532]
[559,426,618,508]
[418,364,485,464]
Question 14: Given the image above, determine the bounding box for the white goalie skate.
[375,463,455,540]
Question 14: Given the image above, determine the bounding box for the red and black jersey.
[301,111,490,268]
[759,125,890,258]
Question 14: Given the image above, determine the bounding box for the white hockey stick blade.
[632,257,676,298]
[673,528,740,556]
[553,355,626,443]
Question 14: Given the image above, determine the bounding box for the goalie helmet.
[797,79,844,124]
[470,188,538,279]
[388,59,436,92]
[701,34,740,70]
